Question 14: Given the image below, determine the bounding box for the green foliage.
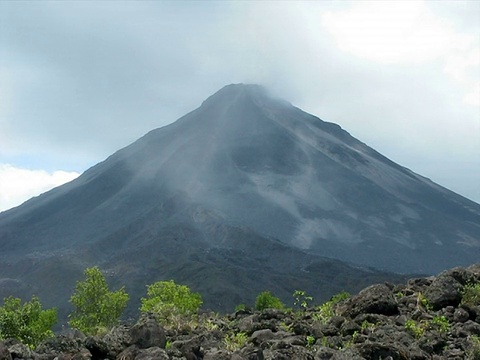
[461,281,480,306]
[330,291,350,303]
[313,291,350,324]
[468,335,480,360]
[360,320,376,332]
[235,304,246,312]
[293,290,313,310]
[0,296,57,348]
[140,280,202,327]
[69,266,129,335]
[431,315,450,333]
[306,335,316,348]
[224,332,248,351]
[255,291,284,311]
[279,321,293,332]
[405,319,426,339]
[417,292,432,311]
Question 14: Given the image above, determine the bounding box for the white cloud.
[321,1,480,107]
[0,164,79,212]
[322,1,455,64]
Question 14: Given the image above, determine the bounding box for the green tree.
[68,266,129,335]
[0,296,57,348]
[140,280,202,327]
[255,290,284,311]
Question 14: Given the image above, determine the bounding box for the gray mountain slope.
[0,84,479,322]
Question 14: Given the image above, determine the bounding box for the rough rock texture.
[1,264,479,359]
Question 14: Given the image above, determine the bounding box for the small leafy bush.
[69,266,129,335]
[306,335,316,348]
[235,304,247,312]
[405,319,427,339]
[431,315,450,333]
[461,281,480,306]
[293,290,313,310]
[224,332,248,351]
[255,291,284,311]
[468,335,480,360]
[0,296,57,348]
[140,280,202,327]
[313,291,350,323]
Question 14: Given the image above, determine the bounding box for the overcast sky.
[0,1,479,212]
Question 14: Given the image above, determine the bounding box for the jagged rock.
[355,342,406,360]
[135,347,169,360]
[36,335,86,356]
[85,336,112,359]
[1,264,479,360]
[264,345,314,360]
[0,342,12,360]
[339,284,399,318]
[6,340,32,359]
[203,349,231,360]
[424,277,462,310]
[315,347,364,360]
[238,315,261,334]
[250,329,275,346]
[116,345,139,360]
[453,308,470,323]
[171,334,206,360]
[238,346,264,360]
[129,314,166,349]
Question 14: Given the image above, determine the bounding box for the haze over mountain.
[0,84,478,322]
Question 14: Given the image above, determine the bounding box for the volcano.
[0,84,478,321]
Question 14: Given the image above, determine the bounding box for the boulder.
[0,342,12,360]
[129,314,166,349]
[339,284,399,318]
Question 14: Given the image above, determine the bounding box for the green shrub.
[462,282,480,306]
[431,315,450,333]
[235,304,247,312]
[313,291,350,324]
[68,266,129,335]
[255,291,284,311]
[468,335,480,360]
[224,332,248,351]
[293,290,313,310]
[405,319,426,339]
[306,335,316,348]
[140,280,202,327]
[0,296,57,348]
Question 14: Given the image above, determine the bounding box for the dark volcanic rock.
[130,314,166,349]
[1,265,479,360]
[0,343,11,360]
[339,284,399,318]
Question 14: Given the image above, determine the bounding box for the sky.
[0,1,479,212]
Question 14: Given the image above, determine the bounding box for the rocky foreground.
[1,265,480,360]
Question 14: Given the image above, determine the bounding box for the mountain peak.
[201,83,274,108]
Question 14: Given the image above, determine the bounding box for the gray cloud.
[0,1,478,203]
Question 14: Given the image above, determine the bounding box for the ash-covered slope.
[0,84,479,321]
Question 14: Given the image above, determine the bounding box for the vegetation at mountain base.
[312,290,350,324]
[462,281,480,306]
[140,279,202,329]
[254,290,285,311]
[293,290,313,311]
[0,264,479,359]
[223,331,248,351]
[68,266,129,335]
[0,296,57,348]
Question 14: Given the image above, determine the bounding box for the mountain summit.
[0,84,479,320]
